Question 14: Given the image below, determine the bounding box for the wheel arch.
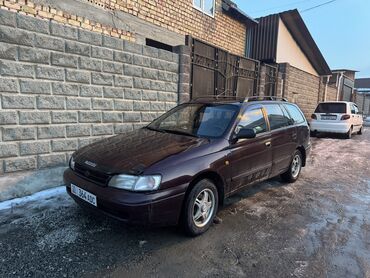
[297,146,306,167]
[185,170,226,207]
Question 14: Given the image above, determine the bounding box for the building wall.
[355,92,370,115]
[0,0,247,56]
[279,63,321,118]
[82,0,247,55]
[276,18,318,77]
[0,9,179,180]
[326,85,338,102]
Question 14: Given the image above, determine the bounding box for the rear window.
[264,104,290,130]
[315,103,346,114]
[284,104,306,124]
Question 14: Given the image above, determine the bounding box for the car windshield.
[315,103,346,113]
[147,103,239,138]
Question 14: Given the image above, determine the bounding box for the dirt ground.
[1,129,370,278]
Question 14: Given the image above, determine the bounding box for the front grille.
[74,162,111,186]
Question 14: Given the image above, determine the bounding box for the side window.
[236,109,267,135]
[284,104,306,124]
[354,105,359,114]
[193,0,215,16]
[350,104,356,114]
[264,104,290,130]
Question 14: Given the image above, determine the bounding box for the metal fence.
[264,64,278,96]
[356,92,370,116]
[188,37,260,99]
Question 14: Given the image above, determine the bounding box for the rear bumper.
[64,169,186,226]
[310,121,350,134]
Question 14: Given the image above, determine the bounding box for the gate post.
[174,35,192,103]
[258,64,267,97]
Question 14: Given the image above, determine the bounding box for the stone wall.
[278,63,321,118]
[0,9,179,178]
[326,85,337,102]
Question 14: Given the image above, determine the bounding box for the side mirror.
[235,128,256,140]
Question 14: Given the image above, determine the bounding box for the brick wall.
[0,0,247,56]
[279,63,321,118]
[326,85,337,102]
[83,0,247,55]
[0,9,179,174]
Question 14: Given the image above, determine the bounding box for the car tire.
[182,179,218,237]
[345,127,352,139]
[281,150,302,183]
[358,127,363,135]
[310,131,317,137]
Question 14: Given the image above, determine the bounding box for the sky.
[234,0,370,78]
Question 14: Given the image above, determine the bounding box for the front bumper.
[310,121,350,134]
[64,169,186,226]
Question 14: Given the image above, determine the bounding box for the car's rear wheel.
[281,150,302,183]
[182,179,218,236]
[345,127,353,139]
[358,127,363,135]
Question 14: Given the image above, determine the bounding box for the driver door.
[227,106,273,193]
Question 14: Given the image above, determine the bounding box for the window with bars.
[193,0,215,17]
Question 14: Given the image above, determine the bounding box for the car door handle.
[265,142,271,147]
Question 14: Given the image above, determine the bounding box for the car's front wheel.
[281,150,302,183]
[182,179,218,236]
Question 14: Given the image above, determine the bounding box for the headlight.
[69,156,75,170]
[108,174,162,191]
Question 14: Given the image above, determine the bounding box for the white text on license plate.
[71,184,97,207]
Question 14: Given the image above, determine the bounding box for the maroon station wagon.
[64,96,311,236]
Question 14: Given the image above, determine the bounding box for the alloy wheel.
[291,154,301,178]
[192,189,215,228]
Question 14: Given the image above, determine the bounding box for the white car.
[310,101,363,139]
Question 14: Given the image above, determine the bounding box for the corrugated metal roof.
[248,9,331,76]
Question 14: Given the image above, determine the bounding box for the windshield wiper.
[159,129,199,138]
[145,126,164,133]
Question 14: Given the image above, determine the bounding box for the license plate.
[321,115,337,120]
[71,184,97,207]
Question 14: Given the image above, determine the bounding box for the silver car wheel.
[193,189,215,228]
[291,154,301,178]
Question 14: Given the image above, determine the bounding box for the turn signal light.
[311,114,317,120]
[340,114,351,120]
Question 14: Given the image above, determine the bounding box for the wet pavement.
[1,129,370,278]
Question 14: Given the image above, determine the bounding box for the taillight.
[311,114,317,120]
[340,114,350,120]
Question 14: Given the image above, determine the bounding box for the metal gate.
[264,64,278,96]
[188,37,260,99]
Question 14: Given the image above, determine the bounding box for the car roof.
[190,96,293,106]
[318,101,352,104]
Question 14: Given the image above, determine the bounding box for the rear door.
[227,106,272,192]
[351,103,363,131]
[283,103,310,148]
[263,104,295,177]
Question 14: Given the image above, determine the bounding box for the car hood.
[74,128,208,175]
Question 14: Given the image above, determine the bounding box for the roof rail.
[190,95,288,103]
[191,95,245,102]
[244,96,288,102]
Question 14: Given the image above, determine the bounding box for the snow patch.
[0,186,65,211]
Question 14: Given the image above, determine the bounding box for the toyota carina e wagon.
[64,96,311,236]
